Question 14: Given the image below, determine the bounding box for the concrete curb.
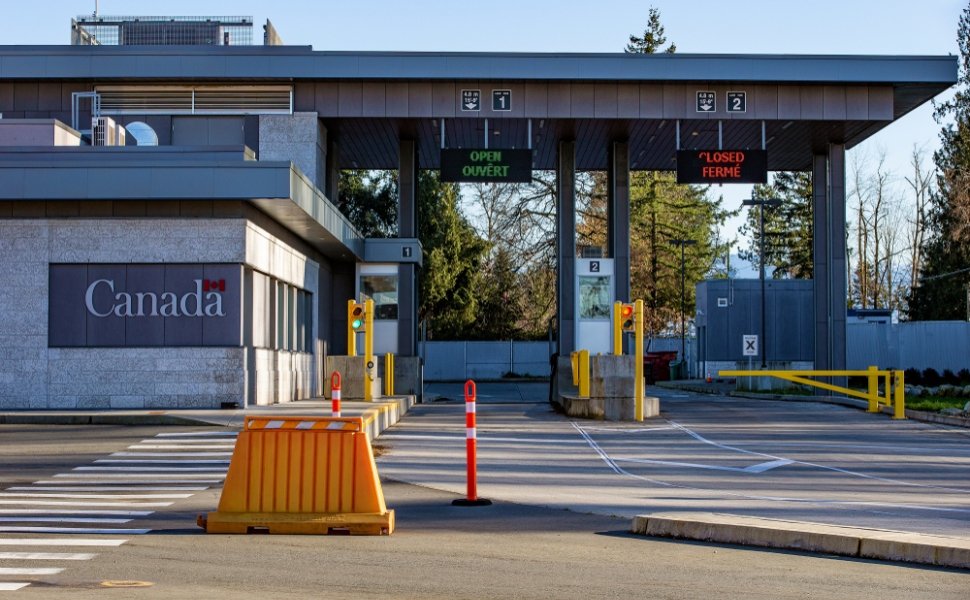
[0,413,212,426]
[632,512,970,569]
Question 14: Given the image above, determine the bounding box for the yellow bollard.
[579,349,590,398]
[893,370,906,420]
[866,365,879,413]
[384,353,395,397]
[571,352,579,387]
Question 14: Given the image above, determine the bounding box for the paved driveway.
[378,384,970,539]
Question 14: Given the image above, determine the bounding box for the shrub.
[921,368,942,387]
[943,369,960,385]
[904,368,922,385]
[958,369,970,385]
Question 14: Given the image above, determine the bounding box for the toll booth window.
[360,275,398,320]
[579,276,611,320]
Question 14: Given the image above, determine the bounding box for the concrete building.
[0,17,956,409]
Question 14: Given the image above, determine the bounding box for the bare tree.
[905,146,934,291]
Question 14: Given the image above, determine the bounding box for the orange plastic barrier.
[198,416,394,535]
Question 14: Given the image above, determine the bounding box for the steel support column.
[608,141,631,304]
[812,144,847,371]
[398,139,418,357]
[557,140,577,355]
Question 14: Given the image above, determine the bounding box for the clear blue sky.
[7,0,965,246]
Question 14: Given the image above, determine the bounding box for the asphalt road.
[0,419,966,598]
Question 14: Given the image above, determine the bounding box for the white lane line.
[0,517,132,524]
[138,439,235,444]
[0,552,96,560]
[0,539,126,547]
[0,493,192,499]
[0,527,150,535]
[111,452,232,457]
[54,474,223,479]
[132,445,235,450]
[74,466,226,472]
[573,422,970,517]
[95,459,229,464]
[379,433,586,445]
[612,456,794,473]
[8,487,206,492]
[0,500,171,508]
[40,479,222,485]
[578,425,678,433]
[0,568,63,575]
[155,432,238,437]
[745,459,796,473]
[0,510,152,516]
[667,420,970,493]
[0,583,30,591]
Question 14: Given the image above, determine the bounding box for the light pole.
[670,239,696,366]
[741,196,782,369]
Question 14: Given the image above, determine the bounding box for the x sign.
[742,335,759,357]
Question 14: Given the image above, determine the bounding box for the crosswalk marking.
[155,431,238,437]
[0,527,151,535]
[0,568,64,576]
[74,466,226,472]
[0,493,192,500]
[0,552,96,560]
[132,444,235,450]
[0,510,153,516]
[9,486,206,492]
[110,452,231,457]
[95,459,230,464]
[38,478,223,484]
[0,500,172,508]
[0,431,237,592]
[54,473,223,479]
[0,539,127,547]
[0,517,131,524]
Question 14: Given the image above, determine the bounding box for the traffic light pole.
[634,298,644,422]
[346,299,358,357]
[363,298,375,401]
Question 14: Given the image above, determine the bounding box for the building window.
[579,276,611,320]
[251,270,312,352]
[360,275,398,320]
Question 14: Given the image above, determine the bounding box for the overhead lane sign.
[676,149,767,184]
[461,89,481,112]
[440,149,532,183]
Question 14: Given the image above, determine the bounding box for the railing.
[718,366,906,420]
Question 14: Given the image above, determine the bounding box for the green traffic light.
[352,318,363,330]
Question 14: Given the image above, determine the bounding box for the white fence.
[421,341,554,381]
[421,337,695,381]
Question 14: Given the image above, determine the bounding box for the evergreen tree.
[908,3,970,319]
[740,172,814,279]
[336,170,397,238]
[625,7,677,54]
[417,171,490,339]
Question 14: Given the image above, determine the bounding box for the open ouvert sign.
[440,149,533,183]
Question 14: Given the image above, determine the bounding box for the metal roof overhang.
[0,146,363,260]
[0,47,957,171]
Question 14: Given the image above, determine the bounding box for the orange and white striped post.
[331,371,342,418]
[452,379,491,506]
